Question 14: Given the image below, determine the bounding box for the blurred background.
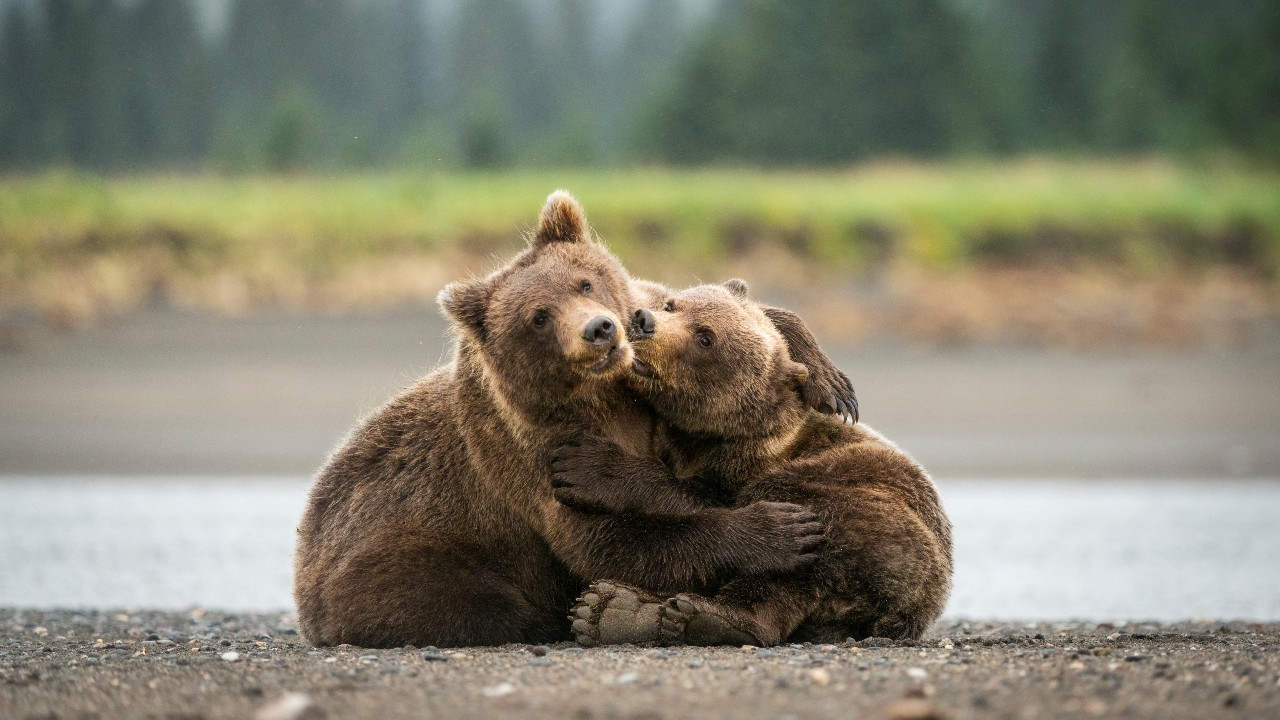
[0,0,1277,620]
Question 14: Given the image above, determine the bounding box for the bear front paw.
[550,439,644,514]
[736,501,825,576]
[802,365,858,423]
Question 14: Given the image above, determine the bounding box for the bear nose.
[582,316,617,345]
[631,308,656,339]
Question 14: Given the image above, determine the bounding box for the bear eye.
[696,332,714,348]
[580,280,593,294]
[663,299,676,312]
[532,310,549,328]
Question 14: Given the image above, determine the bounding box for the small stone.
[482,682,516,698]
[906,667,928,680]
[146,634,161,642]
[255,692,325,720]
[529,645,550,657]
[615,672,639,684]
[1034,633,1046,640]
[528,657,551,667]
[938,638,954,649]
[358,654,378,661]
[757,648,775,659]
[220,639,232,647]
[687,659,704,668]
[33,627,48,637]
[808,668,831,686]
[885,698,950,720]
[1125,654,1149,662]
[221,651,241,662]
[421,653,448,662]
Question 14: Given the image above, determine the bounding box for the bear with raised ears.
[295,192,841,647]
[559,279,953,646]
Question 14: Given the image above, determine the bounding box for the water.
[1,476,1277,620]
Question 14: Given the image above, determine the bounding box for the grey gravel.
[1,610,1279,720]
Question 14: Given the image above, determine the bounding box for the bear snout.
[630,308,656,340]
[582,316,617,346]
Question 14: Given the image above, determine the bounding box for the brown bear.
[294,192,853,647]
[555,280,953,646]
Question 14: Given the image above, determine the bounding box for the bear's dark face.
[438,191,637,421]
[629,281,810,440]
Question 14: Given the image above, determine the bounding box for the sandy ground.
[1,307,1279,477]
[2,610,1277,720]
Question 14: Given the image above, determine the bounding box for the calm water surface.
[1,477,1277,620]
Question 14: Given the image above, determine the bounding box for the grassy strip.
[1,160,1277,324]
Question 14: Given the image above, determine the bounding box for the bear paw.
[569,580,666,647]
[734,501,825,576]
[659,594,761,647]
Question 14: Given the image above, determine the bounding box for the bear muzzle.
[629,308,656,341]
[582,315,618,346]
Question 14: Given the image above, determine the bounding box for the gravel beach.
[3,610,1277,720]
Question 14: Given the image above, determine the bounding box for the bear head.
[438,190,636,422]
[628,279,811,440]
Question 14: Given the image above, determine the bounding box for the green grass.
[2,159,1278,323]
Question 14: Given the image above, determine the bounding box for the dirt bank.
[2,610,1276,720]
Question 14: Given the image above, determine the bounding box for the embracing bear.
[293,191,951,647]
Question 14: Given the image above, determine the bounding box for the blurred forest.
[1,0,1278,171]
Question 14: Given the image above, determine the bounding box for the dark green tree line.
[0,0,1277,170]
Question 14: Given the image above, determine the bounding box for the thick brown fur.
[555,282,953,645]
[294,193,850,648]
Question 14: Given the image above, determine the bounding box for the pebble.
[481,682,516,698]
[529,645,550,657]
[421,652,448,662]
[906,667,928,680]
[221,651,241,662]
[808,668,831,686]
[884,698,949,720]
[255,692,325,720]
[757,649,775,659]
[359,654,379,662]
[220,639,232,647]
[528,657,552,667]
[615,672,639,684]
[687,659,704,668]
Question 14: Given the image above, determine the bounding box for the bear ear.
[532,190,590,247]
[437,278,492,339]
[723,278,750,299]
[782,360,810,390]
